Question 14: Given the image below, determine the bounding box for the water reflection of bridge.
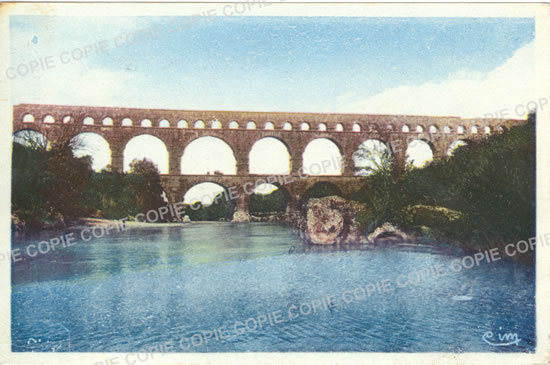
[13,104,526,220]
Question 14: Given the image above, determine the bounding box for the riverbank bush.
[250,189,287,215]
[353,114,536,258]
[186,192,232,221]
[12,141,167,230]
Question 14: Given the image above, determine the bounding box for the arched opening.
[181,136,236,175]
[300,122,310,131]
[249,183,288,217]
[159,119,170,128]
[141,119,152,127]
[211,120,222,129]
[13,129,48,150]
[71,132,111,171]
[429,125,438,133]
[177,120,188,128]
[387,124,394,131]
[22,114,35,123]
[283,122,293,130]
[43,115,55,124]
[229,121,239,129]
[406,139,433,168]
[471,125,479,134]
[247,121,256,129]
[249,137,290,175]
[484,126,491,134]
[124,135,168,174]
[353,139,392,176]
[416,125,424,133]
[335,123,344,132]
[102,117,113,126]
[194,120,205,129]
[83,117,94,125]
[121,118,133,126]
[352,123,361,132]
[447,140,468,156]
[457,126,465,134]
[318,123,327,131]
[303,138,342,175]
[183,182,234,221]
[265,122,274,130]
[444,126,451,134]
[402,125,410,133]
[302,182,343,208]
[63,115,72,124]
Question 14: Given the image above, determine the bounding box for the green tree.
[250,189,287,215]
[353,116,535,257]
[12,137,93,229]
[127,159,167,218]
[186,192,231,221]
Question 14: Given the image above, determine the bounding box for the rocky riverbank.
[295,196,414,246]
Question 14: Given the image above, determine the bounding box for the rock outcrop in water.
[366,222,414,244]
[298,196,368,245]
[296,196,415,245]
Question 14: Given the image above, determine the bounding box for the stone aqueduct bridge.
[13,104,526,220]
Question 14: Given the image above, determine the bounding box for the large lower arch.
[302,138,343,176]
[124,134,169,174]
[249,137,290,175]
[181,136,237,175]
[249,183,289,216]
[183,182,235,221]
[301,181,343,208]
[406,139,434,168]
[13,129,48,150]
[71,132,111,171]
[353,139,392,176]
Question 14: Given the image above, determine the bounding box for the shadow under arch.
[249,182,292,217]
[182,182,236,221]
[300,181,344,210]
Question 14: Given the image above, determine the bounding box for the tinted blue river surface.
[12,223,535,352]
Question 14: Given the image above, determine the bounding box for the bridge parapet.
[13,103,523,134]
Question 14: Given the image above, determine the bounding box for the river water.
[11,223,535,352]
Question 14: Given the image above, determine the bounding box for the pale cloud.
[12,65,144,107]
[337,41,535,118]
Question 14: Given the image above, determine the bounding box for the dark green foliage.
[126,159,167,218]
[81,159,167,220]
[353,115,535,254]
[12,139,168,228]
[350,161,407,233]
[12,142,93,229]
[303,182,342,204]
[250,188,287,215]
[186,192,232,221]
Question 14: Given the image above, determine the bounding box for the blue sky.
[9,16,534,116]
